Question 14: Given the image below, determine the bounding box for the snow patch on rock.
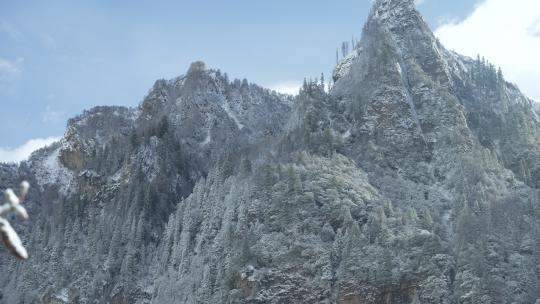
[201,128,212,146]
[222,102,245,130]
[31,143,75,196]
[333,48,361,81]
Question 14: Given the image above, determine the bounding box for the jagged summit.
[331,0,540,187]
[370,0,422,27]
[187,60,207,73]
[333,0,451,87]
[372,0,416,16]
[186,60,208,80]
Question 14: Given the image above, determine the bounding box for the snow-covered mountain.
[1,0,539,303]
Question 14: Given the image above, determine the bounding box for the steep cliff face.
[1,0,540,303]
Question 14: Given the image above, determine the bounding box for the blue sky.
[0,0,527,161]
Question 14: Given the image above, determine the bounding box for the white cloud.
[528,19,540,37]
[39,33,56,49]
[268,82,301,95]
[0,58,22,80]
[43,105,65,124]
[0,137,61,163]
[435,0,540,101]
[0,21,22,40]
[0,57,23,94]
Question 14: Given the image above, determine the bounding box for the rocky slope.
[1,0,539,303]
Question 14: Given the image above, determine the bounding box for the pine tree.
[341,41,350,58]
[239,158,252,175]
[420,206,434,231]
[157,115,169,138]
[286,165,302,193]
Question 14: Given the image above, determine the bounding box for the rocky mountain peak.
[367,0,436,54]
[372,0,416,14]
[333,0,452,88]
[186,60,207,75]
[370,0,422,28]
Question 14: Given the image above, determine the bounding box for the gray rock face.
[1,0,540,303]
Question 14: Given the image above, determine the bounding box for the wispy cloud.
[435,0,540,101]
[39,33,56,49]
[0,20,22,40]
[43,105,65,124]
[0,136,61,163]
[268,82,301,95]
[528,18,540,37]
[0,57,23,95]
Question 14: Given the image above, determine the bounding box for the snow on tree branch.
[0,181,30,260]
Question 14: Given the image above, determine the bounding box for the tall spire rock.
[370,0,422,29]
[331,0,540,190]
[368,0,441,61]
[331,0,476,177]
[352,0,449,85]
[334,0,453,86]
